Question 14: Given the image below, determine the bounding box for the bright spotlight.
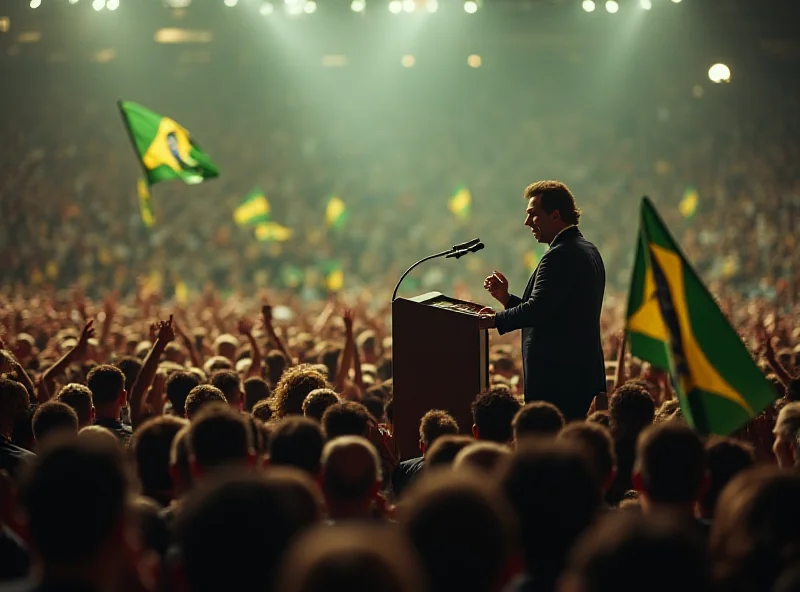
[401,54,415,67]
[640,0,651,9]
[260,1,274,14]
[402,0,415,11]
[30,0,42,8]
[351,0,365,11]
[388,0,402,13]
[304,0,316,12]
[107,0,119,10]
[605,0,618,13]
[285,0,303,14]
[426,0,438,11]
[92,0,106,10]
[463,0,478,13]
[582,0,595,12]
[671,0,681,3]
[223,0,237,6]
[69,0,79,4]
[467,54,482,68]
[708,63,731,83]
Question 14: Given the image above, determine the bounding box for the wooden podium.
[392,292,489,460]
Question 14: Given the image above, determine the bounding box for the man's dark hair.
[524,180,581,226]
[114,356,143,393]
[471,386,522,443]
[185,385,227,421]
[400,470,517,592]
[20,439,129,564]
[317,345,342,386]
[244,376,271,412]
[513,401,565,439]
[176,470,322,592]
[0,377,30,425]
[559,421,617,486]
[188,403,253,471]
[274,365,329,418]
[501,439,600,581]
[635,423,707,504]
[131,415,188,505]
[86,364,126,406]
[266,350,289,388]
[56,383,93,426]
[609,383,655,439]
[700,436,754,518]
[419,409,459,448]
[321,401,371,440]
[252,399,274,423]
[210,370,242,405]
[426,435,474,468]
[166,371,201,417]
[361,394,385,422]
[269,417,325,476]
[32,401,78,443]
[302,388,339,423]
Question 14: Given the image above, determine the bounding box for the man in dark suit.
[479,180,606,421]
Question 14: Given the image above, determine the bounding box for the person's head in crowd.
[317,345,341,385]
[512,401,565,441]
[169,425,193,499]
[471,386,522,443]
[274,365,329,418]
[699,436,754,520]
[357,330,379,365]
[166,371,201,418]
[131,496,171,561]
[559,421,617,497]
[609,383,655,440]
[164,341,185,365]
[425,435,474,469]
[86,364,127,421]
[56,383,95,428]
[322,401,371,440]
[251,398,273,423]
[266,349,289,388]
[399,469,518,592]
[587,410,610,428]
[321,436,382,521]
[184,384,226,421]
[135,341,152,359]
[174,469,323,592]
[501,438,600,586]
[361,394,386,423]
[187,403,254,477]
[492,355,517,380]
[452,441,511,473]
[563,512,708,592]
[113,356,143,394]
[212,334,238,363]
[19,438,131,590]
[269,417,325,478]
[131,415,188,507]
[243,376,271,412]
[625,378,660,405]
[419,409,459,456]
[202,355,233,377]
[633,423,708,518]
[277,524,427,592]
[303,388,340,423]
[209,370,243,410]
[78,425,121,448]
[32,401,79,445]
[772,401,800,468]
[711,468,800,592]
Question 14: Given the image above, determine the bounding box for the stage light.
[69,0,80,4]
[463,0,478,13]
[107,0,119,10]
[426,0,437,11]
[285,0,303,14]
[708,63,731,83]
[582,0,595,12]
[223,0,237,6]
[671,0,681,3]
[605,0,618,13]
[388,0,402,13]
[92,0,106,10]
[640,0,651,9]
[401,54,415,67]
[30,0,41,8]
[351,0,365,11]
[402,0,415,12]
[467,54,481,68]
[304,0,317,12]
[260,1,274,14]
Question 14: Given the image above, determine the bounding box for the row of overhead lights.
[581,0,681,12]
[234,0,479,14]
[30,0,120,9]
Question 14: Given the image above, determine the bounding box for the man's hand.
[483,271,510,307]
[478,307,496,330]
[156,315,175,344]
[237,317,255,336]
[73,320,96,360]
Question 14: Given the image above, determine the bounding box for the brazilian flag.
[448,186,471,221]
[234,188,271,226]
[320,261,344,292]
[325,196,349,230]
[118,101,219,186]
[137,179,155,228]
[625,198,776,435]
[255,222,292,242]
[679,186,700,220]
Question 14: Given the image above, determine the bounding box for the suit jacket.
[494,226,606,420]
[391,456,425,499]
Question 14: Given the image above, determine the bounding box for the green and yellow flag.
[679,186,700,220]
[119,101,219,186]
[234,188,271,226]
[448,186,471,221]
[137,178,155,228]
[255,221,292,242]
[319,261,344,292]
[625,198,776,435]
[325,196,349,230]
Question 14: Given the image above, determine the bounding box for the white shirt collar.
[549,224,577,247]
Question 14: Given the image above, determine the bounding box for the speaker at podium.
[392,291,489,460]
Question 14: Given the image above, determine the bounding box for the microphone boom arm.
[391,249,453,302]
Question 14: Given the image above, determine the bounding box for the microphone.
[446,242,485,259]
[451,238,481,251]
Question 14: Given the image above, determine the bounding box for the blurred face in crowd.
[525,194,561,245]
